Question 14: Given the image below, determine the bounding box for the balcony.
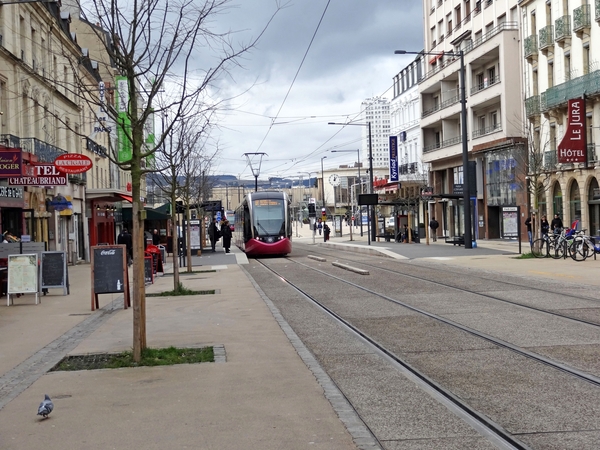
[573,4,591,36]
[19,137,68,163]
[554,15,571,45]
[540,69,600,112]
[525,95,540,117]
[596,0,600,22]
[470,74,500,95]
[544,151,557,170]
[472,123,502,138]
[440,90,460,109]
[422,103,441,118]
[424,142,441,153]
[0,134,20,148]
[441,135,462,147]
[588,143,597,164]
[524,34,538,60]
[538,24,554,54]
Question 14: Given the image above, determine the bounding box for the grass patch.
[146,282,215,297]
[514,252,536,259]
[52,346,214,371]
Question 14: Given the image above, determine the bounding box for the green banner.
[115,76,132,162]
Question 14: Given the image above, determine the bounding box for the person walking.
[317,219,323,235]
[152,229,160,245]
[551,213,563,235]
[525,215,533,245]
[208,217,220,252]
[540,215,550,236]
[117,228,133,266]
[323,222,331,242]
[429,217,439,242]
[221,220,232,253]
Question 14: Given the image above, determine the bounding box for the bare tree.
[69,0,281,361]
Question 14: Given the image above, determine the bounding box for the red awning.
[429,52,443,65]
[117,194,133,203]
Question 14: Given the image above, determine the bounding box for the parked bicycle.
[569,229,596,261]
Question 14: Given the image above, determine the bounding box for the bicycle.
[569,230,596,261]
[548,227,576,259]
[531,233,552,258]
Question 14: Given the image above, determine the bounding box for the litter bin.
[158,245,166,264]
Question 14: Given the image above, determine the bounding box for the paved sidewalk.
[0,253,364,450]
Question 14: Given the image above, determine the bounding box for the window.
[477,72,484,89]
[479,115,486,131]
[487,65,496,84]
[548,61,554,87]
[546,1,552,26]
[564,52,571,81]
[455,5,462,24]
[490,111,498,129]
[532,68,539,95]
[583,43,590,75]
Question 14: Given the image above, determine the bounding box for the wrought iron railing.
[587,143,597,164]
[422,103,441,118]
[596,0,600,21]
[573,4,591,31]
[470,74,500,95]
[538,24,554,50]
[525,95,540,117]
[0,134,20,148]
[19,137,67,163]
[540,69,600,111]
[441,135,462,147]
[555,15,571,41]
[424,142,441,152]
[544,151,557,169]
[524,34,538,58]
[440,90,460,109]
[472,124,502,138]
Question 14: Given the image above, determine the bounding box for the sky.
[206,0,424,182]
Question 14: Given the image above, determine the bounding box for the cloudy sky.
[207,0,424,182]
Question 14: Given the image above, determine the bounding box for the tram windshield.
[252,198,285,235]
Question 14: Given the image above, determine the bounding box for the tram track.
[248,252,600,448]
[253,258,532,450]
[295,244,600,329]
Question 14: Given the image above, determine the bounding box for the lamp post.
[320,156,327,217]
[328,122,376,242]
[331,149,363,237]
[394,49,472,248]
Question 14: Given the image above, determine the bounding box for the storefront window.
[485,149,518,206]
[588,178,600,236]
[552,182,563,217]
[569,181,581,224]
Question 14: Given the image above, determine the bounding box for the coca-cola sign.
[100,249,116,256]
[54,153,93,174]
[557,98,587,164]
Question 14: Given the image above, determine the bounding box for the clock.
[329,174,341,187]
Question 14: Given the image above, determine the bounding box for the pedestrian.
[323,222,331,242]
[117,228,133,266]
[540,215,550,237]
[221,220,232,253]
[317,219,323,235]
[152,229,160,245]
[402,224,409,243]
[208,217,220,252]
[551,213,563,235]
[525,215,533,245]
[429,217,439,242]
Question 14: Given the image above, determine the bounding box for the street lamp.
[394,49,472,249]
[320,156,327,216]
[329,122,376,242]
[331,149,363,237]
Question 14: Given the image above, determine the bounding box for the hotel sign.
[557,98,587,164]
[8,164,67,186]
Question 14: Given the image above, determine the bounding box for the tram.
[233,191,292,256]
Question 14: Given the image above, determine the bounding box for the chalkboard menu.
[91,245,130,310]
[144,256,153,284]
[40,251,69,295]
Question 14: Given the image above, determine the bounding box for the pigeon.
[37,394,54,419]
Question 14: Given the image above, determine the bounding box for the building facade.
[521,0,600,236]
[361,97,391,169]
[421,0,527,240]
